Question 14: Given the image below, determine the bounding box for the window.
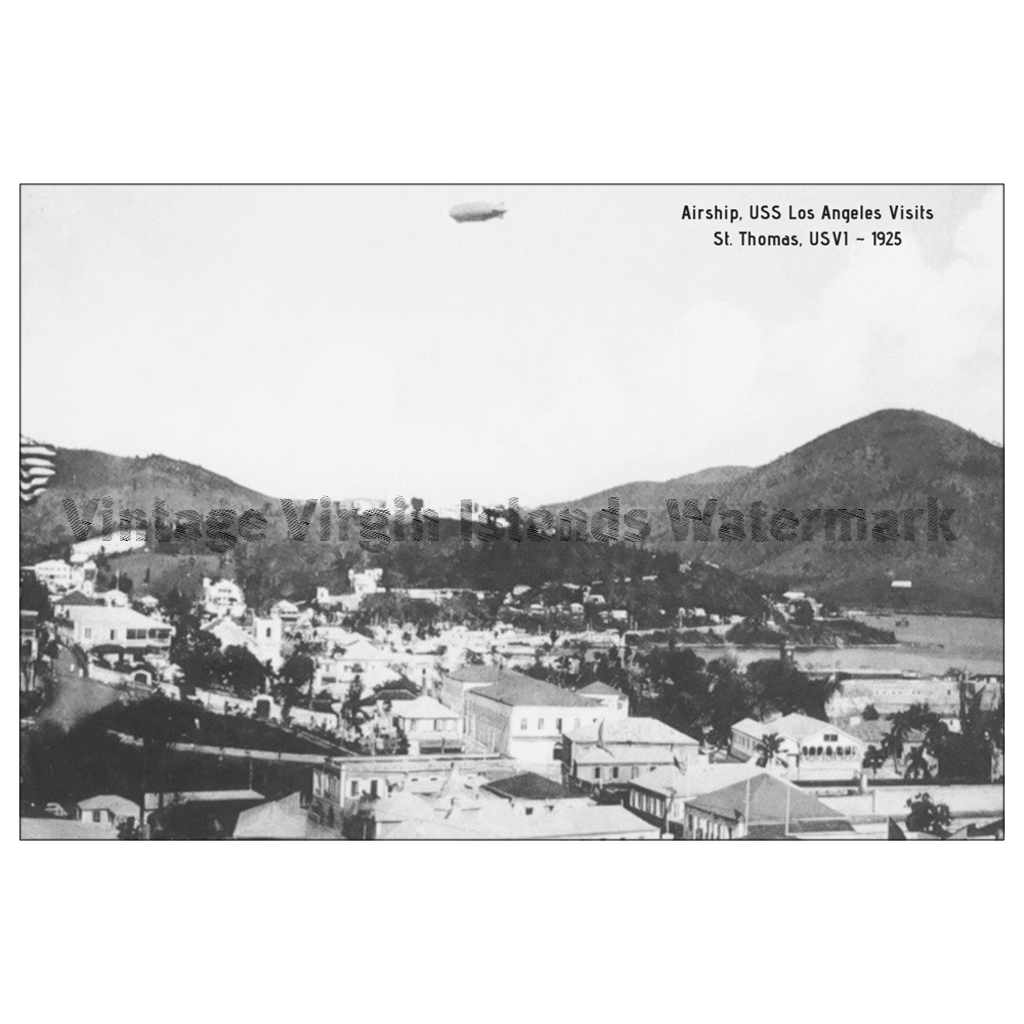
[537,719,545,731]
[109,630,116,640]
[593,768,601,780]
[84,628,92,639]
[824,733,838,742]
[520,719,528,731]
[525,807,534,816]
[611,767,620,780]
[350,781,359,797]
[556,718,563,731]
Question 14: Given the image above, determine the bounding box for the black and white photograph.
[7,8,1020,1022]
[19,184,1004,842]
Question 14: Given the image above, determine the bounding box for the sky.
[21,184,1002,506]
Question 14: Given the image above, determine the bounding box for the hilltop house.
[202,577,246,619]
[58,603,173,653]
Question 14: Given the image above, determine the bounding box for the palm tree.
[903,745,933,781]
[755,732,787,769]
[880,729,905,772]
[862,745,886,778]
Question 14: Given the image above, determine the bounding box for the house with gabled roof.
[563,717,701,792]
[576,681,629,714]
[730,713,865,782]
[678,771,855,840]
[463,673,622,765]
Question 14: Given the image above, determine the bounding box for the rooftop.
[393,696,462,720]
[234,793,339,840]
[472,675,599,708]
[685,773,853,833]
[732,713,846,743]
[77,794,140,817]
[577,682,623,697]
[631,762,765,799]
[144,789,263,811]
[483,772,579,802]
[448,665,536,685]
[566,717,699,746]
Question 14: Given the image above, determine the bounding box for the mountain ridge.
[20,409,1004,614]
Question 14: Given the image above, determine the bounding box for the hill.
[547,409,1003,614]
[21,410,1004,615]
[544,465,753,516]
[20,449,279,562]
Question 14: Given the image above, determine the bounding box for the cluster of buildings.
[22,547,1003,839]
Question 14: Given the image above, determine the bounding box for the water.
[683,615,1004,676]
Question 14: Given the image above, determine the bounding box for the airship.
[449,201,506,223]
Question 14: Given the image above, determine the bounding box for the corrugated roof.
[472,676,599,708]
[686,773,851,830]
[566,717,698,746]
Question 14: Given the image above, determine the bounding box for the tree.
[169,622,224,692]
[880,729,905,772]
[862,745,886,777]
[862,704,880,721]
[278,650,316,705]
[341,681,369,737]
[903,745,933,781]
[905,793,952,838]
[20,571,53,619]
[755,732,787,769]
[220,645,268,699]
[791,600,815,626]
[745,659,839,720]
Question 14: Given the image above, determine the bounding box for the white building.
[563,717,701,791]
[209,615,283,669]
[31,557,97,596]
[76,795,140,830]
[730,713,865,782]
[389,696,464,755]
[463,672,623,766]
[202,577,246,619]
[576,681,629,714]
[60,604,173,651]
[348,568,384,596]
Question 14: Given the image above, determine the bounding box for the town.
[19,531,1004,840]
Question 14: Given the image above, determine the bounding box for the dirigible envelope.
[449,201,507,222]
